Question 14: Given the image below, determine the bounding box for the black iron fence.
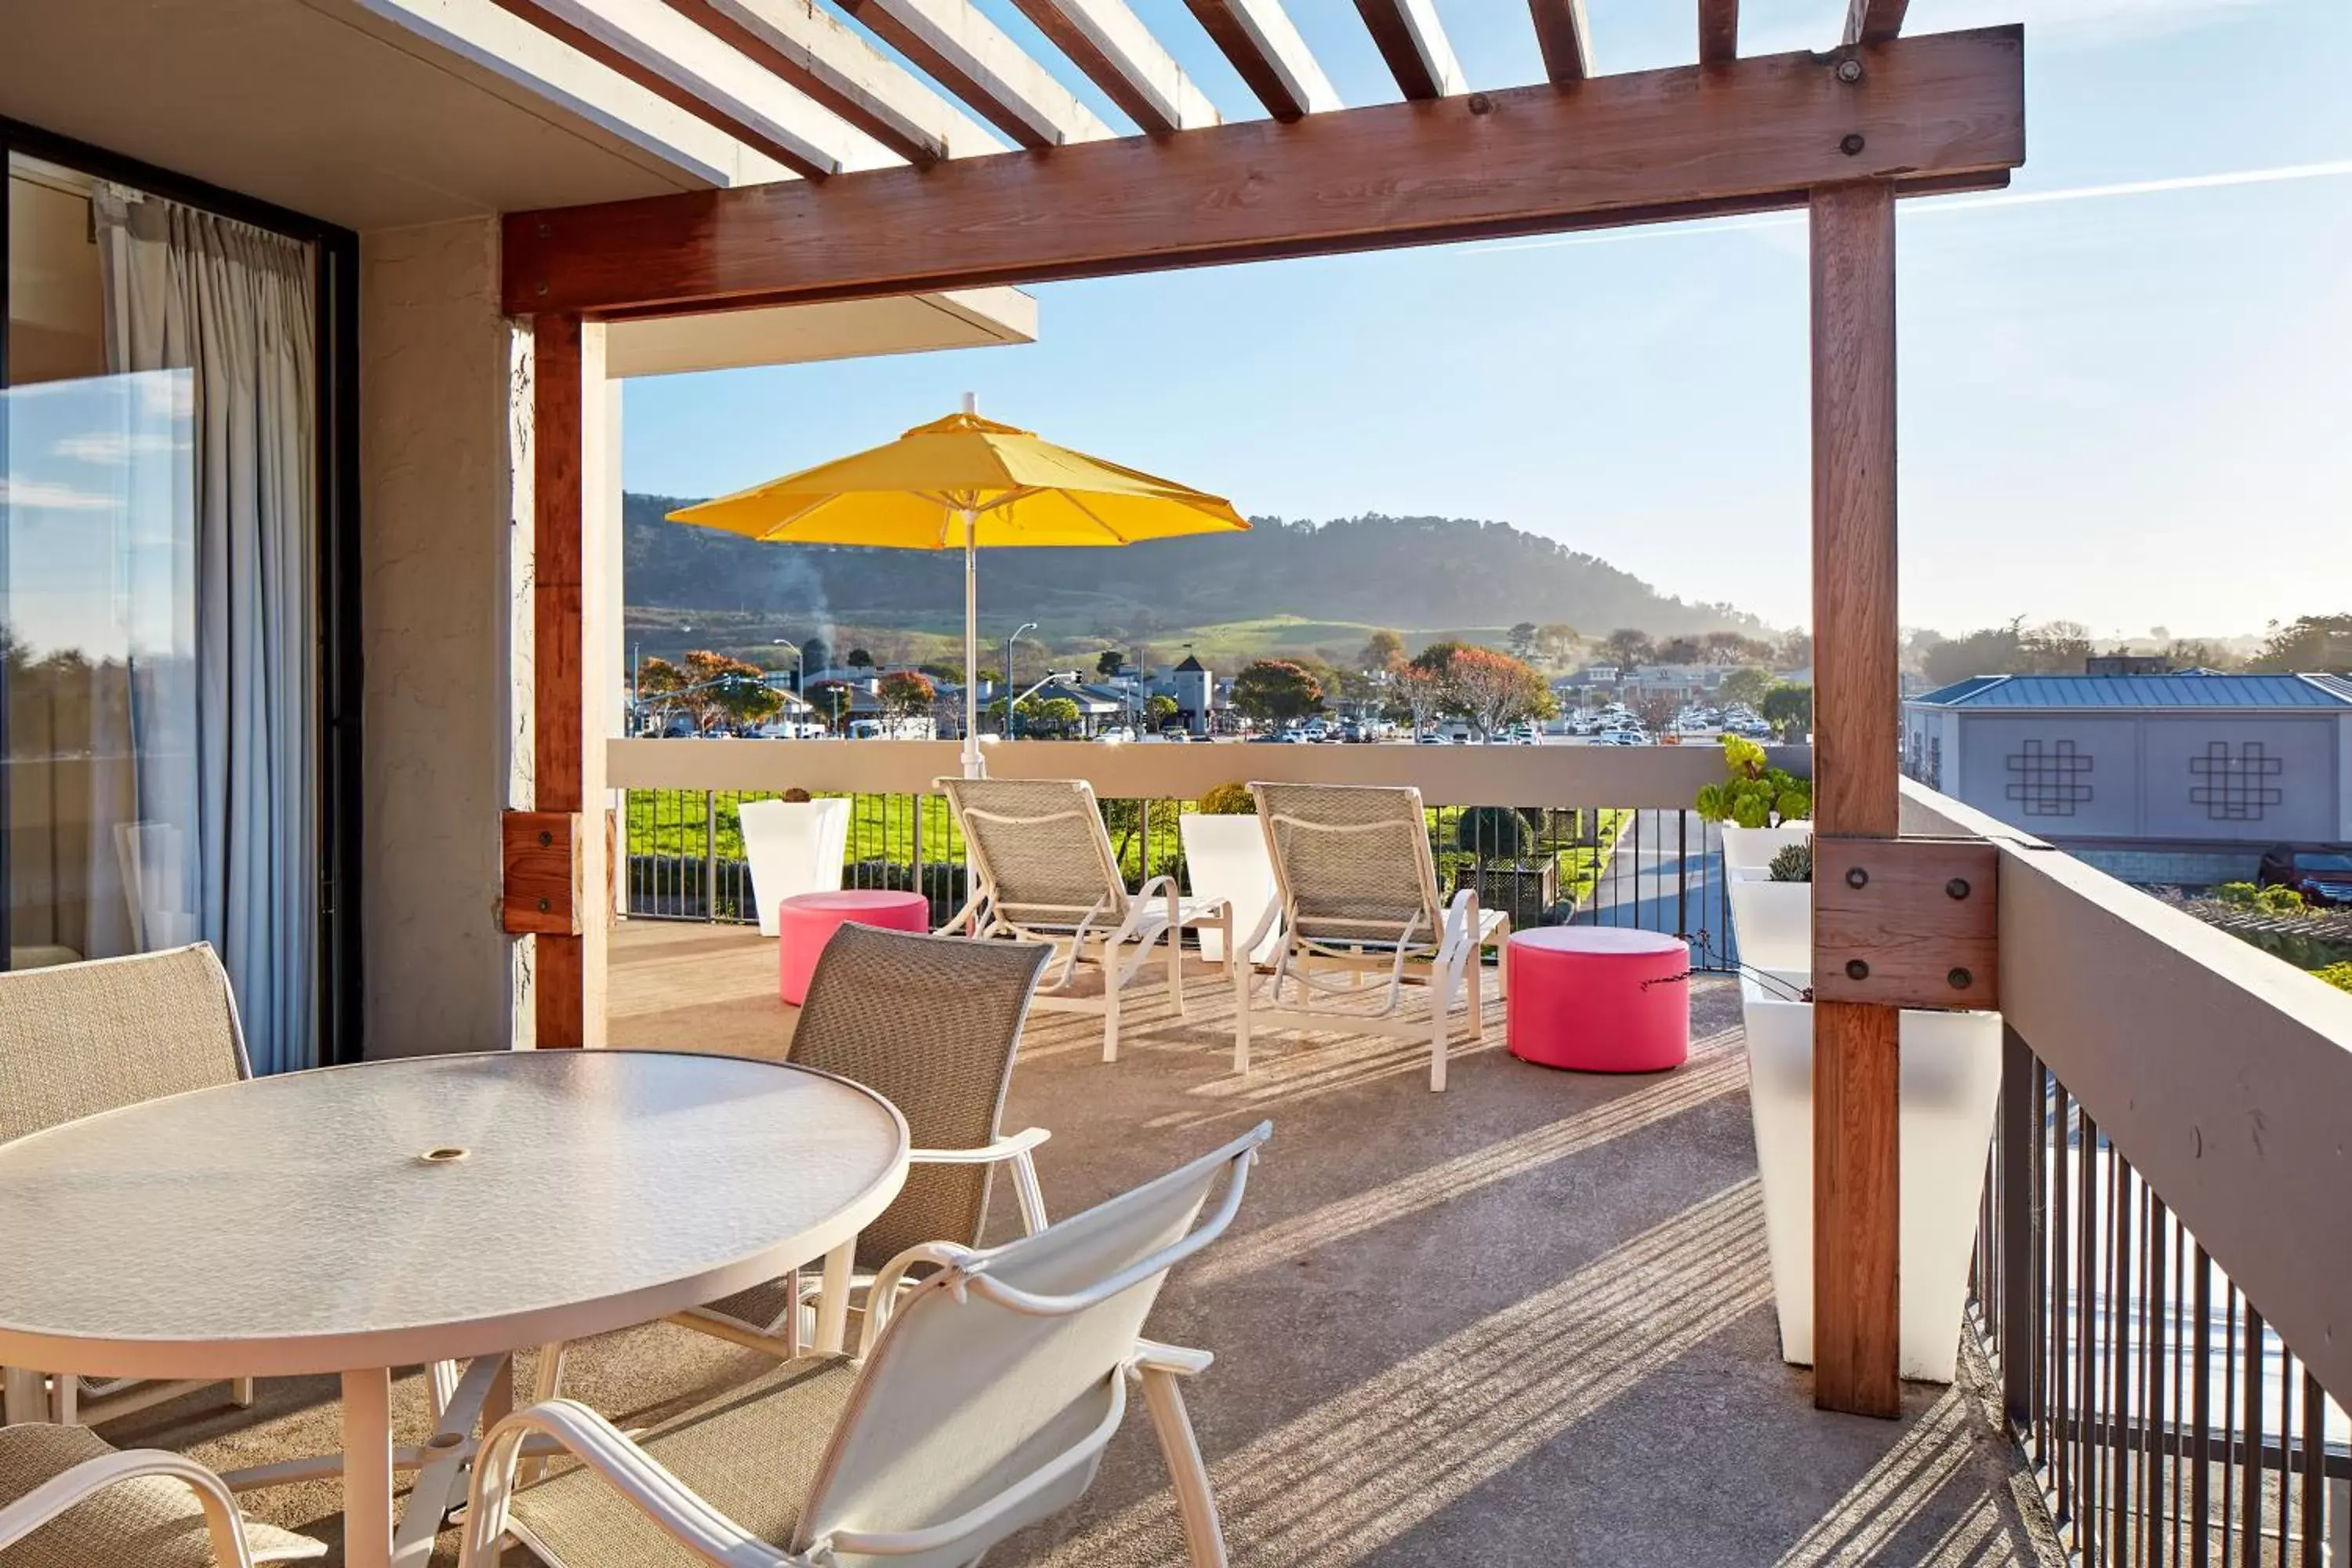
[1975,1027,2348,1566]
[619,789,1740,966]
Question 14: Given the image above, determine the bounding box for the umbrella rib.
[1061,491,1131,544]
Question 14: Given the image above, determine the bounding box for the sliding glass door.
[3,133,356,1071]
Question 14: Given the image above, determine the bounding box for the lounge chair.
[1236,782,1510,1091]
[0,946,258,1425]
[0,1424,324,1566]
[457,1124,1272,1568]
[938,776,1236,1062]
[671,924,1057,1357]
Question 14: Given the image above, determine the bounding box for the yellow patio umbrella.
[668,396,1249,776]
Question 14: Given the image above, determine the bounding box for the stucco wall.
[358,218,517,1056]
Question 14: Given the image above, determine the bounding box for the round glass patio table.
[0,1050,908,1568]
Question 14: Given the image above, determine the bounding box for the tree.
[1760,683,1813,741]
[1034,695,1082,735]
[804,679,852,733]
[1655,636,1704,666]
[1534,622,1581,667]
[916,659,965,684]
[845,647,874,669]
[1700,630,1776,666]
[680,649,782,732]
[1095,648,1127,679]
[1144,693,1180,729]
[1630,691,1682,735]
[1359,628,1406,672]
[2249,614,2352,673]
[1506,622,1539,661]
[1230,659,1323,724]
[634,655,689,733]
[876,670,935,718]
[1389,662,1449,735]
[1774,630,1813,670]
[1604,629,1655,669]
[1409,640,1468,678]
[1717,666,1774,711]
[1443,647,1555,738]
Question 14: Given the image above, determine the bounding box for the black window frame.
[1,115,365,1067]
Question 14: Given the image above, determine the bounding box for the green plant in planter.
[1456,805,1529,862]
[1693,735,1813,829]
[1768,841,1813,883]
[1196,782,1257,815]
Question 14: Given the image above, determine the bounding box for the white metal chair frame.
[457,1124,1271,1568]
[938,778,1237,1063]
[1234,783,1509,1092]
[0,1440,294,1567]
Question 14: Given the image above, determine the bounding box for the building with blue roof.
[1904,672,2352,884]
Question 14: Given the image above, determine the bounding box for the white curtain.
[93,186,317,1075]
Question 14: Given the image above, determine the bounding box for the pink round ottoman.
[776,889,931,1006]
[1506,927,1690,1073]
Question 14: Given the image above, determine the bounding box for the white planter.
[1719,822,1812,877]
[738,798,851,936]
[1725,874,1812,976]
[1178,814,1282,966]
[1738,973,2003,1383]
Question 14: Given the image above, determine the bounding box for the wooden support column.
[533,314,586,1048]
[1809,179,1901,1417]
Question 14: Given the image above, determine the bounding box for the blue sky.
[620,0,2352,641]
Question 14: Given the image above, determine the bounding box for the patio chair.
[938,776,1236,1063]
[458,1123,1272,1568]
[670,924,1058,1358]
[0,945,258,1426]
[1236,782,1511,1092]
[0,1423,325,1566]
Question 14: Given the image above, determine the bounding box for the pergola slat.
[490,0,854,177]
[1356,0,1466,99]
[1009,0,1221,134]
[1699,0,1738,65]
[503,27,2024,318]
[662,0,1000,165]
[1843,0,1910,45]
[1527,0,1594,84]
[1183,0,1342,122]
[834,0,1115,150]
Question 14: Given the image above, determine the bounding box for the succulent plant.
[1196,782,1258,815]
[1768,841,1813,883]
[1694,735,1812,827]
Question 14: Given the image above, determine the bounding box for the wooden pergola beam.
[1844,0,1910,45]
[1183,0,1341,122]
[502,27,2023,318]
[1527,0,1593,83]
[531,314,586,1049]
[1699,0,1738,65]
[1356,0,1466,100]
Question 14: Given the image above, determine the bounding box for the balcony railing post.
[702,789,717,924]
[1998,1022,2037,1435]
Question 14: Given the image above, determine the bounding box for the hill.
[622,493,1769,662]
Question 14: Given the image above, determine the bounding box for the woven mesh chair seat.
[1252,782,1439,944]
[507,1356,858,1567]
[940,779,1127,924]
[0,1424,323,1566]
[699,927,1050,1335]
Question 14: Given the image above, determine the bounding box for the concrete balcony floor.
[107,920,2060,1566]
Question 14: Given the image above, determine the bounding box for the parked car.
[1415,732,1453,746]
[2257,845,2352,908]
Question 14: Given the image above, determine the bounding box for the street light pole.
[1004,620,1037,740]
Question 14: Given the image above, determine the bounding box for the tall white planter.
[739,798,851,936]
[1719,822,1812,877]
[1724,874,1811,976]
[1178,813,1281,965]
[1738,975,2002,1383]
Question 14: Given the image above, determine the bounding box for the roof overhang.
[604,287,1036,377]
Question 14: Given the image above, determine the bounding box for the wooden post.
[533,314,586,1048]
[1809,180,1901,1417]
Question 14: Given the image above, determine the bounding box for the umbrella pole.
[962,509,982,779]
